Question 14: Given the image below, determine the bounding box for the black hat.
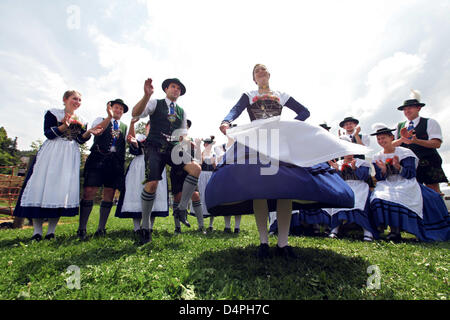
[370,127,395,136]
[397,99,425,111]
[162,78,186,96]
[108,98,128,113]
[319,123,331,130]
[203,136,215,144]
[339,116,359,128]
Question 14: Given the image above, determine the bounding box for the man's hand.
[144,78,154,97]
[106,102,113,119]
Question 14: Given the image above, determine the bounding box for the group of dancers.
[13,64,449,259]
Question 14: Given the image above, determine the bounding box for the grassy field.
[0,206,448,300]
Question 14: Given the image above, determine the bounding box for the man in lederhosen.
[131,78,201,244]
[77,99,128,240]
[393,90,448,195]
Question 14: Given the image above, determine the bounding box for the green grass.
[0,206,448,300]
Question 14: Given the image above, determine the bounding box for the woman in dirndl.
[369,124,449,242]
[115,119,169,235]
[14,90,99,241]
[327,138,378,241]
[206,64,369,259]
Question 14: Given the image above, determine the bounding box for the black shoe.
[234,228,240,234]
[31,234,42,242]
[77,229,88,241]
[224,227,232,234]
[134,229,142,238]
[174,227,181,235]
[207,227,213,232]
[275,245,297,259]
[94,229,106,237]
[174,209,191,227]
[198,227,207,235]
[140,228,152,245]
[44,233,55,240]
[256,243,270,259]
[386,232,402,242]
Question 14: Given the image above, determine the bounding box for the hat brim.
[109,101,129,113]
[339,119,359,128]
[162,79,186,96]
[397,103,425,111]
[370,128,395,136]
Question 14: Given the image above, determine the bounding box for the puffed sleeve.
[354,166,370,181]
[75,125,89,145]
[399,156,417,179]
[284,97,310,121]
[222,94,250,123]
[129,141,143,156]
[43,111,63,139]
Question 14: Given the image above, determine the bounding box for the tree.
[0,127,20,173]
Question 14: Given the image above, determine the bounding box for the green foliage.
[0,210,448,300]
[0,126,20,172]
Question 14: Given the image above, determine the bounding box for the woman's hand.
[375,160,387,175]
[350,159,357,170]
[328,159,339,170]
[127,134,138,148]
[392,155,401,171]
[89,125,103,136]
[219,122,229,135]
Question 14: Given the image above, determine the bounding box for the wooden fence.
[0,166,24,216]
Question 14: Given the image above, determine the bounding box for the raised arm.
[132,78,154,117]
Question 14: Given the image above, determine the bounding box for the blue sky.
[1,0,449,174]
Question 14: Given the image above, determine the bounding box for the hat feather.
[409,89,421,102]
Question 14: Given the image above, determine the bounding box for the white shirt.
[90,117,126,152]
[342,131,370,146]
[393,116,443,141]
[140,97,188,129]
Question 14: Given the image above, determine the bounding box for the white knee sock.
[46,217,59,235]
[253,200,269,244]
[133,218,141,231]
[276,200,292,248]
[234,215,242,229]
[32,218,44,236]
[363,228,373,238]
[224,216,231,229]
[331,226,340,234]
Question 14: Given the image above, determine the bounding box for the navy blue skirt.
[370,185,449,241]
[205,159,355,216]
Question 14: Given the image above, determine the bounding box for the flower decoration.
[252,94,281,103]
[385,158,393,165]
[341,163,352,171]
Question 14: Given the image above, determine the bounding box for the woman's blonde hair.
[63,90,81,100]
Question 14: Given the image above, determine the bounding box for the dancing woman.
[206,64,366,258]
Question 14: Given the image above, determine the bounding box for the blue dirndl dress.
[14,109,89,219]
[329,159,379,238]
[370,147,449,241]
[205,91,369,216]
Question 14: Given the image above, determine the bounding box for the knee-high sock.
[177,175,199,210]
[173,201,181,228]
[331,226,340,234]
[224,215,231,229]
[46,217,59,235]
[150,216,156,230]
[32,218,44,236]
[234,215,242,229]
[209,216,214,228]
[141,190,155,230]
[192,200,204,228]
[253,199,269,244]
[78,199,94,231]
[276,199,292,248]
[133,218,141,231]
[363,228,373,238]
[97,201,113,231]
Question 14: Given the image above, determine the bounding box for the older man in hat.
[131,78,202,244]
[77,99,129,240]
[393,90,448,194]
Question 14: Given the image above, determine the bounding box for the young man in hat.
[131,78,202,244]
[393,90,448,194]
[339,116,370,159]
[77,99,128,240]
